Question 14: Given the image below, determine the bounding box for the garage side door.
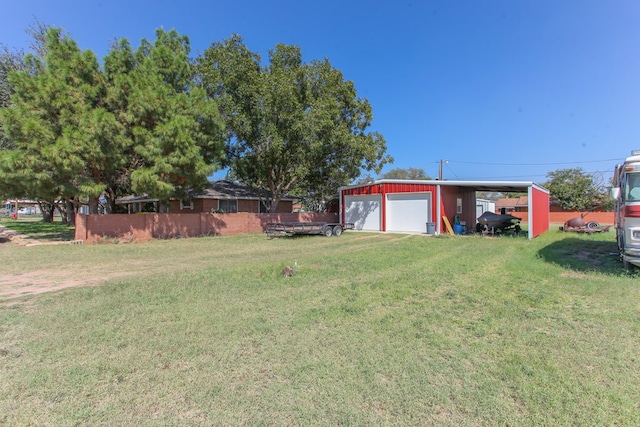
[386,192,431,233]
[344,195,381,231]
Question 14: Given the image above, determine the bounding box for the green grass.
[1,217,75,241]
[1,230,639,426]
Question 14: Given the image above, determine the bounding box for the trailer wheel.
[323,226,333,237]
[333,225,343,236]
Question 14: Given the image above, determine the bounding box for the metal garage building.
[339,180,550,239]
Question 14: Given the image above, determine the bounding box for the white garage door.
[386,192,431,233]
[344,195,381,231]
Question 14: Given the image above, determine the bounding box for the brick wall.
[75,212,339,244]
[514,211,614,225]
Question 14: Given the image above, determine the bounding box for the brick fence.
[515,211,614,225]
[75,210,615,243]
[75,212,339,244]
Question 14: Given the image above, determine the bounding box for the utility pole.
[438,159,448,180]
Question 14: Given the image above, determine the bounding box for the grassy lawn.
[1,229,639,425]
[1,217,75,241]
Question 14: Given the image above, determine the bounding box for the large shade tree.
[0,22,73,221]
[382,167,431,180]
[0,27,225,221]
[544,168,605,211]
[0,46,25,149]
[104,29,225,206]
[198,35,391,212]
[0,20,49,150]
[0,28,122,224]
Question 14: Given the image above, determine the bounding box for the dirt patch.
[0,229,394,304]
[0,225,106,302]
[0,271,93,299]
[0,267,148,304]
[0,225,39,247]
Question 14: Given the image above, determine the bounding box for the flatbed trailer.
[266,222,354,238]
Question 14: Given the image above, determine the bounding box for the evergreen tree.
[104,29,225,204]
[0,28,120,223]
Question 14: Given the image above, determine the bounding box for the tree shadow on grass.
[0,221,75,242]
[538,237,633,276]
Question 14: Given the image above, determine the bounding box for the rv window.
[626,174,640,201]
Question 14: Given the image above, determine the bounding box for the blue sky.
[3,1,640,185]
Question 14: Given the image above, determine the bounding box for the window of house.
[259,201,269,213]
[218,199,238,213]
[180,198,194,210]
[456,197,463,214]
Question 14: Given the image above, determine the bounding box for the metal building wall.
[530,185,550,238]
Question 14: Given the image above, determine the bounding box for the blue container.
[453,224,465,235]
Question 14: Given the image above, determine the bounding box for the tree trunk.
[269,198,280,213]
[65,199,76,227]
[104,188,116,214]
[56,201,67,224]
[88,196,100,214]
[38,200,54,223]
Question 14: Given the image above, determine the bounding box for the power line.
[446,168,612,181]
[447,158,623,167]
[444,162,459,179]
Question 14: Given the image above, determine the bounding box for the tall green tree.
[0,27,225,222]
[0,20,49,150]
[0,46,25,148]
[382,167,430,180]
[198,35,391,212]
[544,168,602,211]
[0,28,122,223]
[0,21,70,221]
[104,29,225,205]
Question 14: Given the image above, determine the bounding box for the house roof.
[115,194,159,204]
[190,180,295,201]
[496,196,529,209]
[116,180,294,204]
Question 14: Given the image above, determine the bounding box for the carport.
[339,180,550,239]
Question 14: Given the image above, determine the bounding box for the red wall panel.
[531,187,550,238]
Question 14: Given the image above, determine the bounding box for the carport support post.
[436,184,441,235]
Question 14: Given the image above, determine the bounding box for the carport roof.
[342,179,549,194]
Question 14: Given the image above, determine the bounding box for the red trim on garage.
[342,183,437,232]
[341,181,550,238]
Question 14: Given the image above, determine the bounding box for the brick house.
[116,180,294,214]
[495,196,529,213]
